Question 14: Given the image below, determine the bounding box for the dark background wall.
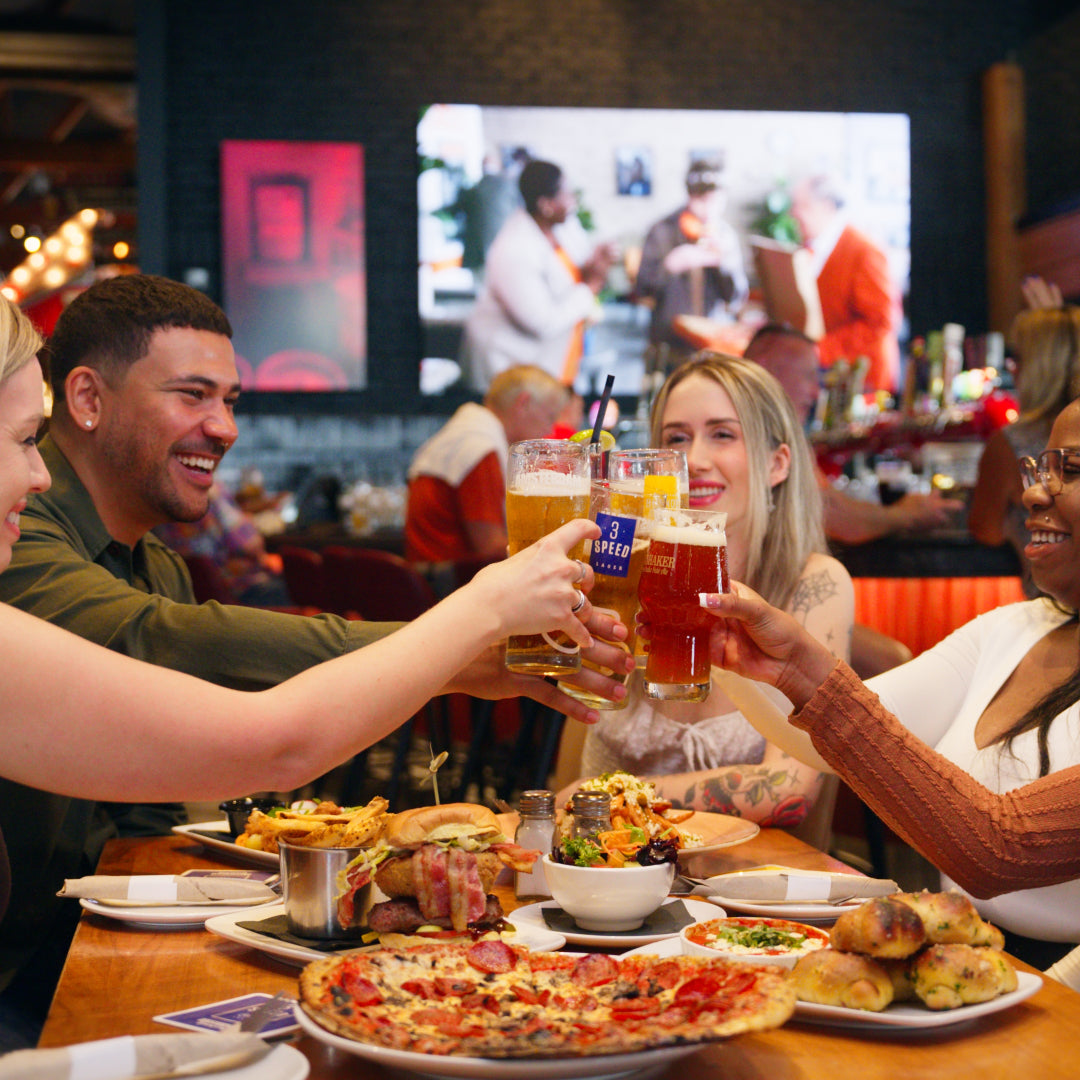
[138,0,1078,421]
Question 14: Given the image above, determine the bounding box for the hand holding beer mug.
[505,439,591,676]
[557,481,649,710]
[637,506,729,702]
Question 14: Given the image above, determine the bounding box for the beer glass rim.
[509,438,589,454]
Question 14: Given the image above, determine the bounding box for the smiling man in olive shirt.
[0,274,626,1048]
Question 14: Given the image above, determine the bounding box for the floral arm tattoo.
[655,758,816,828]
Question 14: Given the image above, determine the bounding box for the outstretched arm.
[1,520,604,803]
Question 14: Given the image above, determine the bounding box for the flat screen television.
[417,104,909,401]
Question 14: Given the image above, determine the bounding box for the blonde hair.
[1010,305,1080,421]
[650,352,825,609]
[0,297,44,388]
[484,364,564,414]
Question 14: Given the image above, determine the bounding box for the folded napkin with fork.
[58,875,276,905]
[706,868,899,903]
[0,1033,272,1080]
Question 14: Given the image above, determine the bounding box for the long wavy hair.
[649,352,826,609]
[1011,305,1080,420]
[0,297,44,388]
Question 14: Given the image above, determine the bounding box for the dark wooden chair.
[321,546,448,808]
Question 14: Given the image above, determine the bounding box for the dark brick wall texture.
[142,0,1078,415]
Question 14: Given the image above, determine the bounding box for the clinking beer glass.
[637,506,729,702]
[504,439,591,676]
[557,481,649,710]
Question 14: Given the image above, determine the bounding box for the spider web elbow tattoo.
[789,570,839,620]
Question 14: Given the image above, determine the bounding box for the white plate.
[697,869,865,921]
[792,970,1042,1030]
[206,904,567,967]
[510,898,720,949]
[212,1043,308,1080]
[294,1005,701,1080]
[620,938,1042,1034]
[79,897,278,929]
[173,821,280,868]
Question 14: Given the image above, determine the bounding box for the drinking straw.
[591,374,616,444]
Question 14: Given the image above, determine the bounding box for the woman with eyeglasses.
[695,395,1080,971]
[970,304,1080,596]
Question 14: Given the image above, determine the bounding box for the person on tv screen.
[461,159,615,392]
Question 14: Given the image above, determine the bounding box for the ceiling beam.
[0,33,135,76]
[0,137,134,171]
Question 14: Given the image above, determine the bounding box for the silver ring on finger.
[572,559,588,584]
[570,588,586,614]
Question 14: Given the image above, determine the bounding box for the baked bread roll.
[892,889,1004,949]
[880,958,918,1002]
[909,944,1018,1010]
[792,948,895,1012]
[830,897,927,959]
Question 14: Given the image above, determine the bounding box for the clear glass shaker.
[514,790,557,900]
[569,790,612,842]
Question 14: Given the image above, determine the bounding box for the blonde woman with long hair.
[567,352,853,827]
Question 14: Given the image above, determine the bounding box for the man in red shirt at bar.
[405,364,566,563]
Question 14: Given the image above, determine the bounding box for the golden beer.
[637,509,728,702]
[557,532,649,709]
[504,469,590,676]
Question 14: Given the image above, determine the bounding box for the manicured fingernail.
[699,592,720,609]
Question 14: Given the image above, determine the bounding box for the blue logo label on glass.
[591,512,638,577]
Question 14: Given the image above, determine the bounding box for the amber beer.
[504,440,590,676]
[637,508,728,702]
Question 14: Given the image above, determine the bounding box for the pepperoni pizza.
[298,940,796,1058]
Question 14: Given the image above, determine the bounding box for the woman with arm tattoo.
[560,354,853,828]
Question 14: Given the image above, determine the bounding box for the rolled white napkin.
[705,869,898,903]
[0,1033,271,1080]
[59,876,277,906]
[1045,944,1080,991]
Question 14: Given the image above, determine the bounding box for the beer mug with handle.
[557,480,649,710]
[504,438,591,676]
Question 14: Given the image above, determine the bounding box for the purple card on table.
[154,992,298,1037]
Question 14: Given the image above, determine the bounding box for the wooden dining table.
[37,827,1080,1078]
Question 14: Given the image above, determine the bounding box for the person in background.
[405,364,566,564]
[744,323,954,545]
[461,159,615,391]
[155,480,291,606]
[0,275,631,1046]
[701,385,1080,967]
[969,304,1080,597]
[563,353,853,831]
[789,175,901,394]
[636,157,748,356]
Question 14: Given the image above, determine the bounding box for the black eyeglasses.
[1019,449,1080,495]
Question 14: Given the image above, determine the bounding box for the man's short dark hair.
[744,322,818,359]
[518,160,563,215]
[46,274,232,402]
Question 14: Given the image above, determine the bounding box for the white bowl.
[679,915,830,969]
[542,853,675,932]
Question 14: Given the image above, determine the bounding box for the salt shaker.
[514,790,557,900]
[569,790,612,842]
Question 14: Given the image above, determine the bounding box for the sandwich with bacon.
[338,803,539,937]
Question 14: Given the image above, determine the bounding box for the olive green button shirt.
[0,435,401,1005]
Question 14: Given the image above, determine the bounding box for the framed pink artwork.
[221,140,366,390]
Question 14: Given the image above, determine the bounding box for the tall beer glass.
[504,439,591,676]
[637,506,729,702]
[608,448,689,667]
[557,481,649,710]
[608,448,689,516]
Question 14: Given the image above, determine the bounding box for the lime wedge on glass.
[569,428,616,451]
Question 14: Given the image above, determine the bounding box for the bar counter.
[38,831,1080,1078]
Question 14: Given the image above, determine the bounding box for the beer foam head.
[648,509,727,547]
[510,470,591,497]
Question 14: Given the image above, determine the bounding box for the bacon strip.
[447,846,485,931]
[491,841,540,873]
